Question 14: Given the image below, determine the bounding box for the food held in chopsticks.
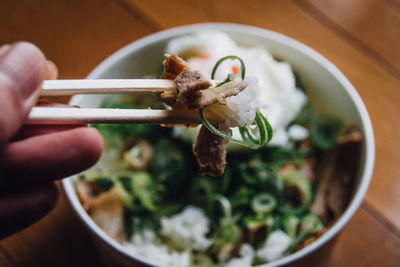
[76,31,363,267]
[158,54,272,177]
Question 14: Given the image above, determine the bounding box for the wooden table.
[1,0,399,266]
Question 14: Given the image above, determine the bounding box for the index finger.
[0,42,47,146]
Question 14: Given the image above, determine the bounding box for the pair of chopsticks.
[27,79,220,125]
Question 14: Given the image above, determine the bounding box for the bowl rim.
[62,22,375,267]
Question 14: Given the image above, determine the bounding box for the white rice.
[160,206,212,251]
[288,124,309,141]
[123,229,190,267]
[123,206,212,266]
[256,230,292,262]
[223,243,254,267]
[206,76,266,129]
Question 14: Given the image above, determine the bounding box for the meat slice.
[311,126,362,224]
[337,125,363,144]
[76,180,103,210]
[161,53,189,80]
[191,80,248,109]
[159,54,189,108]
[159,54,246,110]
[87,188,126,243]
[193,125,228,177]
[175,69,212,108]
[158,54,249,177]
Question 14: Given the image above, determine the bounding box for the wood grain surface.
[0,0,399,266]
[304,0,400,76]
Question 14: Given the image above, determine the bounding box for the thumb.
[0,42,48,146]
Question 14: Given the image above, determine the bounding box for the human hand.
[0,42,104,239]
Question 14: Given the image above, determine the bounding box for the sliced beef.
[76,180,104,210]
[175,69,212,108]
[337,125,363,144]
[159,54,246,110]
[192,80,248,108]
[159,54,189,108]
[311,126,362,224]
[193,125,228,177]
[160,53,189,80]
[158,54,248,177]
[87,188,126,243]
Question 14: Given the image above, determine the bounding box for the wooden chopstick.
[41,79,220,96]
[33,79,223,125]
[26,107,221,125]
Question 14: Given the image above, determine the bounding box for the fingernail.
[0,42,47,100]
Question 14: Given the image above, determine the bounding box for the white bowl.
[62,23,375,267]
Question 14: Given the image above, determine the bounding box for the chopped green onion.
[229,187,254,208]
[211,55,246,82]
[287,214,324,251]
[130,171,157,211]
[113,170,157,211]
[216,74,234,88]
[212,219,242,249]
[244,216,274,232]
[239,112,273,145]
[199,55,273,149]
[282,214,300,240]
[214,195,232,218]
[211,195,242,252]
[310,114,344,150]
[114,181,135,210]
[199,109,272,149]
[280,172,312,215]
[251,193,277,215]
[299,214,324,236]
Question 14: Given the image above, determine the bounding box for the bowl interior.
[64,23,374,267]
[76,26,368,198]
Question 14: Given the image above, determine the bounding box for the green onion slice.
[114,181,135,210]
[211,55,246,82]
[251,193,277,215]
[280,171,312,215]
[287,214,324,251]
[216,74,234,88]
[199,55,273,149]
[214,195,232,218]
[130,171,156,211]
[282,213,300,240]
[199,109,272,149]
[310,114,344,150]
